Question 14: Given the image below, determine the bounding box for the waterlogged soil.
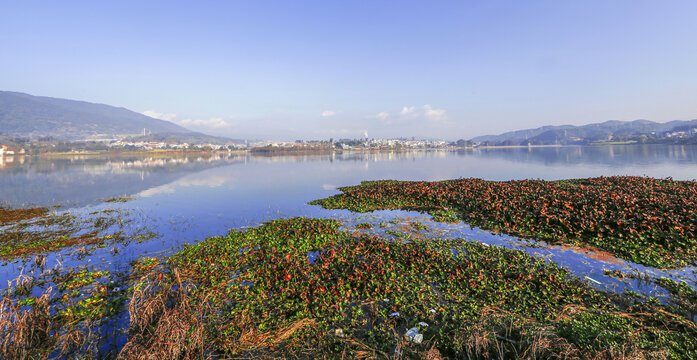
[310,176,697,268]
[0,205,48,226]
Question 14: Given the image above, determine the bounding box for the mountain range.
[470,119,697,145]
[0,91,236,144]
[2,90,696,146]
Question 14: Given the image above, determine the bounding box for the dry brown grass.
[219,317,321,357]
[118,269,209,360]
[452,309,581,360]
[120,269,327,359]
[0,290,53,360]
[232,317,316,351]
[8,273,34,297]
[0,280,106,360]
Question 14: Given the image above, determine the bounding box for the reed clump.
[0,291,53,359]
[118,270,209,360]
[1,265,127,359]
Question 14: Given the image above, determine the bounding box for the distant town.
[2,126,697,160]
[0,136,470,157]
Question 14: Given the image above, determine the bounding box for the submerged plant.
[0,205,48,226]
[0,206,156,261]
[656,277,697,319]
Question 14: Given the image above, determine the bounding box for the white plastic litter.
[418,322,429,327]
[405,327,423,344]
[584,276,601,285]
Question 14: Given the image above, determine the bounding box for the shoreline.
[1,142,695,159]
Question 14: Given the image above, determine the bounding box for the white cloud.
[143,110,235,129]
[375,111,389,120]
[374,105,448,124]
[321,110,336,117]
[139,175,232,197]
[143,110,177,121]
[139,184,177,197]
[175,117,233,129]
[423,104,447,121]
[314,128,360,135]
[400,106,415,115]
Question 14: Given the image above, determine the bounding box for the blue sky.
[2,1,696,140]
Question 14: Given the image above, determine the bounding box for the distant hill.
[471,119,697,145]
[0,91,235,143]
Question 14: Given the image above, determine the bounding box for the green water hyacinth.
[5,217,696,358]
[310,176,697,268]
[159,217,697,359]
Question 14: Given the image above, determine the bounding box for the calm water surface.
[2,145,697,299]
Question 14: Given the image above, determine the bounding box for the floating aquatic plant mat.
[0,205,155,260]
[130,218,696,358]
[311,176,697,268]
[2,217,697,358]
[0,205,48,226]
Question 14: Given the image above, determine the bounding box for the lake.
[2,144,697,298]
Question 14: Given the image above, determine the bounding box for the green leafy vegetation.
[310,176,697,268]
[131,256,160,273]
[410,221,429,231]
[354,222,373,229]
[102,195,134,203]
[2,217,696,358]
[655,277,697,319]
[125,217,697,359]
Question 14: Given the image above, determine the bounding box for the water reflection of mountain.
[457,145,697,167]
[0,154,244,207]
[3,146,697,208]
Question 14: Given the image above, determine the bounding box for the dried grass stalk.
[0,289,53,360]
